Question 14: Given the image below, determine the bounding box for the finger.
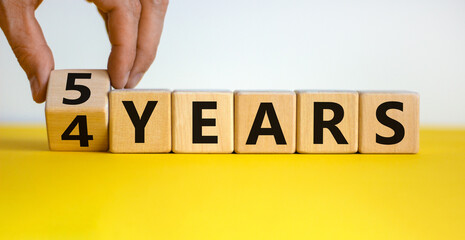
[98,9,109,33]
[88,0,109,32]
[93,0,141,89]
[125,0,169,88]
[0,1,54,103]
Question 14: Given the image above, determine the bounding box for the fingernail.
[127,72,144,88]
[29,76,39,101]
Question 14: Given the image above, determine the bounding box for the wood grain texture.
[234,91,296,153]
[359,92,420,153]
[45,69,110,151]
[296,91,358,153]
[172,91,234,153]
[109,90,171,153]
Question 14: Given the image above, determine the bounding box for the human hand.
[0,0,169,103]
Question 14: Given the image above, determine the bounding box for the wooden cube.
[296,91,358,153]
[45,70,110,151]
[359,91,420,153]
[172,91,234,153]
[235,91,296,153]
[109,90,171,153]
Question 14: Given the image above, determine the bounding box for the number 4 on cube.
[45,70,110,151]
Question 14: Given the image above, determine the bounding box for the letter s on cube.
[358,91,420,153]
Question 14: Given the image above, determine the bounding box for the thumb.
[0,3,54,103]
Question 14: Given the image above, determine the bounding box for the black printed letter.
[376,101,405,145]
[192,101,218,144]
[246,103,286,145]
[123,101,158,143]
[313,102,348,144]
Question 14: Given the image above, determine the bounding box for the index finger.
[125,0,169,88]
[94,0,141,89]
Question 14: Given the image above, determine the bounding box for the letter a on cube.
[359,91,419,153]
[45,70,110,151]
[235,91,296,153]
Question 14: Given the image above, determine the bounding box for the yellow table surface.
[0,126,464,240]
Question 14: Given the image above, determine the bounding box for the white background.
[1,0,464,125]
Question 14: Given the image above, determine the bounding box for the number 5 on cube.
[45,70,110,151]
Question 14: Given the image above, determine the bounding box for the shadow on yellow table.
[1,126,464,240]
